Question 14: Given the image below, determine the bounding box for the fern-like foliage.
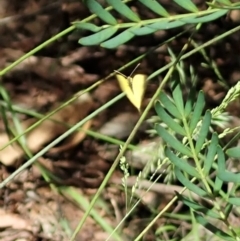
[154,80,240,240]
[72,0,240,48]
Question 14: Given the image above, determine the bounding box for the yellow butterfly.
[115,72,147,112]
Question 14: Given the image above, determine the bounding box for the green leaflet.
[130,25,156,36]
[101,27,135,49]
[156,125,192,157]
[73,22,101,32]
[155,225,177,235]
[138,0,169,17]
[213,176,223,193]
[228,197,240,206]
[218,170,240,184]
[174,167,206,195]
[158,92,182,119]
[148,19,186,30]
[79,26,118,46]
[217,146,240,183]
[195,111,212,154]
[182,10,228,23]
[226,147,240,158]
[106,0,141,22]
[204,134,223,193]
[176,194,221,219]
[215,0,231,4]
[224,203,233,218]
[85,0,117,25]
[173,0,198,13]
[204,133,218,175]
[155,101,186,136]
[189,91,205,134]
[184,90,195,118]
[172,83,184,116]
[168,150,200,178]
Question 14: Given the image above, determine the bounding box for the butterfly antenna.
[114,70,127,78]
[114,63,140,79]
[129,63,140,78]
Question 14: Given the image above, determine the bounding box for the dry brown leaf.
[0,93,94,166]
[7,55,98,85]
[48,119,92,154]
[202,78,225,102]
[99,112,139,139]
[0,209,33,231]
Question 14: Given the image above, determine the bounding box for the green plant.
[75,0,232,48]
[155,79,240,240]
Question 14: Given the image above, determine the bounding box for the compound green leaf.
[204,133,218,175]
[101,27,135,49]
[106,0,141,22]
[79,26,118,46]
[174,167,206,195]
[173,0,199,13]
[138,0,169,17]
[158,92,182,119]
[155,102,186,135]
[182,10,228,23]
[189,91,205,134]
[226,147,240,158]
[85,0,117,25]
[148,19,186,30]
[195,111,211,154]
[156,125,192,157]
[73,22,101,32]
[176,194,221,219]
[196,215,235,241]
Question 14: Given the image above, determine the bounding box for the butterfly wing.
[116,74,137,109]
[132,74,147,111]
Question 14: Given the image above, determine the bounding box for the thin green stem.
[94,8,223,29]
[70,59,176,241]
[148,25,240,80]
[0,26,75,76]
[183,116,212,193]
[191,40,228,88]
[0,0,124,76]
[0,94,123,189]
[134,187,187,241]
[0,31,186,151]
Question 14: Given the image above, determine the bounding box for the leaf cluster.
[72,0,240,48]
[154,81,240,240]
